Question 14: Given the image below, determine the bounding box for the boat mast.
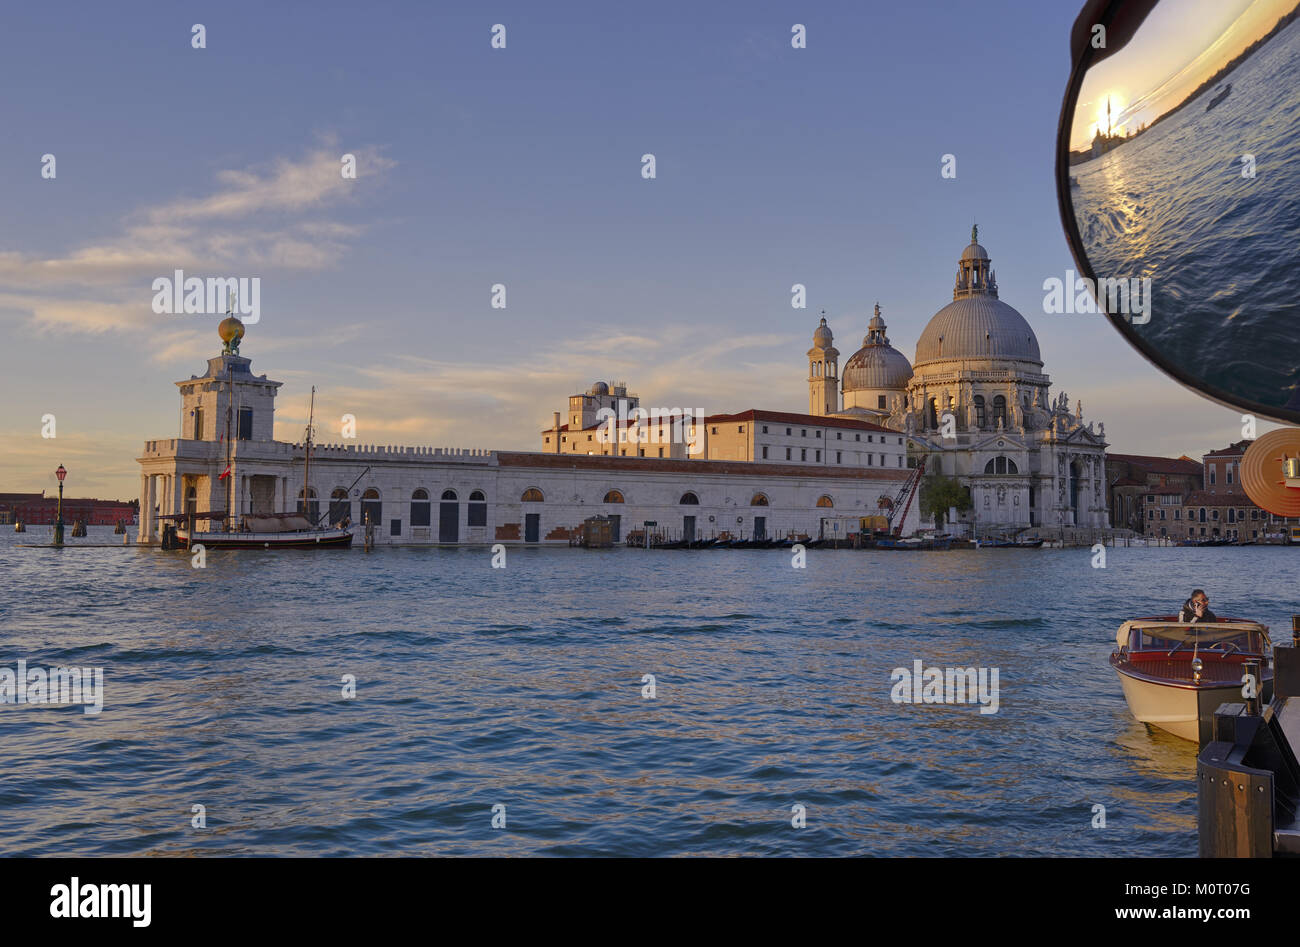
[303,386,316,522]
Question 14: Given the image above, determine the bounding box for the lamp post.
[54,464,67,546]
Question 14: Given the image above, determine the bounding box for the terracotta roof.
[496,451,910,481]
[1205,440,1253,457]
[1106,453,1203,475]
[1182,490,1259,508]
[704,409,896,433]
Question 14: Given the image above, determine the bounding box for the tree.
[919,474,972,528]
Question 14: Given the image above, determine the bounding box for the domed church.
[808,227,1109,534]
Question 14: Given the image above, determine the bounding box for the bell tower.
[807,313,839,417]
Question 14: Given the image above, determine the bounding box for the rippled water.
[1072,17,1300,412]
[3,526,1299,856]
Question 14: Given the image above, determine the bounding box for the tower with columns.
[807,315,839,417]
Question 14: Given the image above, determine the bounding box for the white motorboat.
[1111,617,1273,743]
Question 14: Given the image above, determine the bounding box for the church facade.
[806,228,1110,533]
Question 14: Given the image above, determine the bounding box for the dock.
[1198,617,1300,856]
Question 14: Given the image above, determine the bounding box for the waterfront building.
[1105,453,1203,532]
[0,492,136,526]
[806,228,1111,535]
[137,321,918,545]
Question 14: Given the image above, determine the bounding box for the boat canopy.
[1116,619,1271,649]
[242,514,315,532]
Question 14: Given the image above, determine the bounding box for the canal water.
[2,527,1297,856]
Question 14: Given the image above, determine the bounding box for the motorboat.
[1111,617,1273,742]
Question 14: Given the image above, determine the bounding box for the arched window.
[468,490,487,527]
[521,488,544,502]
[329,488,349,526]
[411,488,431,527]
[1007,459,1018,474]
[603,490,625,504]
[983,456,1020,475]
[973,395,986,429]
[750,493,769,506]
[296,487,320,522]
[679,492,699,505]
[441,489,458,501]
[816,495,834,508]
[927,398,939,429]
[993,395,1007,427]
[361,488,382,526]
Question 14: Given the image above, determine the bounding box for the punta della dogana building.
[136,319,919,546]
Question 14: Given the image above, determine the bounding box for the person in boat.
[1178,589,1217,624]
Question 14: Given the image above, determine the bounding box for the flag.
[218,465,231,480]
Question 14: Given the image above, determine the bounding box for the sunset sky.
[1070,0,1297,148]
[0,0,1281,500]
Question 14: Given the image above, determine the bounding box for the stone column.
[143,474,157,543]
[138,473,149,543]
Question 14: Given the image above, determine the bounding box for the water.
[2,525,1298,856]
[1072,17,1300,412]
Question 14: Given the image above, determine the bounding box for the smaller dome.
[218,315,245,344]
[589,381,610,396]
[960,242,989,262]
[812,317,833,348]
[842,305,912,392]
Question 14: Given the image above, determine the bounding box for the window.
[441,489,457,501]
[329,488,349,526]
[868,435,874,443]
[855,434,861,442]
[801,429,807,437]
[868,454,873,466]
[836,432,842,440]
[1227,466,1233,484]
[738,426,744,433]
[680,492,699,504]
[391,518,401,536]
[878,395,887,410]
[983,456,1019,475]
[1210,468,1216,485]
[762,446,769,459]
[658,448,664,457]
[836,451,842,464]
[786,428,792,436]
[801,449,807,461]
[786,448,792,460]
[521,488,544,502]
[361,488,382,526]
[762,426,768,434]
[194,407,205,440]
[296,488,320,522]
[711,427,718,435]
[880,454,885,466]
[468,490,487,527]
[816,431,822,438]
[238,407,253,440]
[411,488,431,527]
[816,495,834,508]
[993,395,1007,427]
[816,450,821,461]
[604,490,625,503]
[751,493,769,506]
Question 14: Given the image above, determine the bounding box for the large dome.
[914,228,1041,368]
[842,305,913,392]
[914,295,1041,366]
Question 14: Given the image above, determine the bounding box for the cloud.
[0,143,394,335]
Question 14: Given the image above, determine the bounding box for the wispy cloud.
[0,142,394,335]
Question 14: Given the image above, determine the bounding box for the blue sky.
[0,0,1271,498]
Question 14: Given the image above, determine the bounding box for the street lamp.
[54,464,67,546]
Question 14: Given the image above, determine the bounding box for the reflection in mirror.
[1066,0,1300,415]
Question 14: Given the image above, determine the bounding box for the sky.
[1071,0,1296,148]
[0,0,1281,500]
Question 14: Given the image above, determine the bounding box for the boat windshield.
[1120,621,1270,655]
